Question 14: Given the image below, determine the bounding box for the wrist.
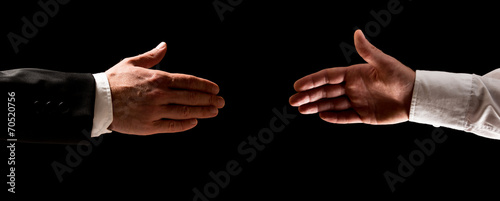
[404,70,416,121]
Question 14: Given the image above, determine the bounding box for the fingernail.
[190,119,198,125]
[156,42,166,50]
[217,97,225,108]
[212,85,220,94]
[210,107,218,114]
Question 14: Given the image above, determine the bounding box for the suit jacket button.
[57,101,70,114]
[34,100,43,114]
[45,101,57,115]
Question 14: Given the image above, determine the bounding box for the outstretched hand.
[105,42,225,135]
[289,30,415,125]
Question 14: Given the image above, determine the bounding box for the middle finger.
[165,90,225,108]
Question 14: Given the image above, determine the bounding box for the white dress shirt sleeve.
[91,73,113,138]
[409,69,500,139]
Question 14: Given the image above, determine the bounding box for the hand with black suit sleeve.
[105,42,225,135]
[1,42,224,143]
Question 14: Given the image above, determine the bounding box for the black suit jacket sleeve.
[1,68,96,144]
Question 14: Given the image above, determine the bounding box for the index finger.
[167,73,220,94]
[293,67,347,92]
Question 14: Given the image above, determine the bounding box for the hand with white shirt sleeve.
[289,29,500,140]
[289,30,416,124]
[104,42,225,135]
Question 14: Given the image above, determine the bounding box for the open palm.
[289,30,415,124]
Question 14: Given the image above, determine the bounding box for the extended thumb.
[129,42,167,68]
[354,30,388,66]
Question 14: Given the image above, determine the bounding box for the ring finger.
[298,96,351,114]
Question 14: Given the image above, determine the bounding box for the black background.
[2,0,500,200]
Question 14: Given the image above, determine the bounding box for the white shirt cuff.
[91,73,113,137]
[409,70,473,131]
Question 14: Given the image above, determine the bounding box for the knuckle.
[149,72,164,88]
[163,74,175,86]
[180,106,191,118]
[320,88,327,99]
[147,89,164,100]
[145,52,156,60]
[304,91,313,103]
[167,121,178,131]
[122,57,135,65]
